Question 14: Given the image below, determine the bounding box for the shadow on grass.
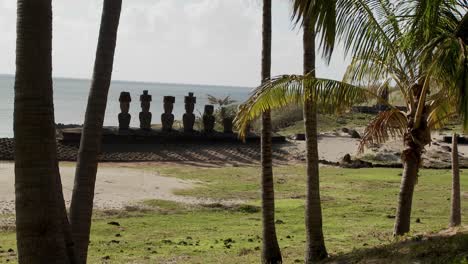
[325,228,468,264]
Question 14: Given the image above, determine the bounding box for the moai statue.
[118,92,131,130]
[161,96,175,132]
[183,92,196,132]
[202,105,215,133]
[221,107,234,134]
[139,90,152,130]
[376,85,389,111]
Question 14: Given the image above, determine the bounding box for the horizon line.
[0,73,253,90]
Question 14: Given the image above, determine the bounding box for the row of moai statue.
[117,91,232,133]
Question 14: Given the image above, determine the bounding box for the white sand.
[0,162,197,214]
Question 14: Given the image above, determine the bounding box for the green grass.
[1,166,467,263]
[278,112,374,135]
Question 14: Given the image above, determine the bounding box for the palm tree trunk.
[450,133,461,227]
[260,0,282,263]
[69,1,122,263]
[14,1,70,262]
[303,17,328,262]
[393,127,427,235]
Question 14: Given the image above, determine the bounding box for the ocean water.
[0,74,251,138]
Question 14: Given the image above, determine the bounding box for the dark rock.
[341,154,352,164]
[415,218,421,223]
[294,133,306,141]
[350,130,361,138]
[107,221,120,226]
[340,153,372,168]
[276,178,287,184]
[341,127,350,133]
[275,219,285,224]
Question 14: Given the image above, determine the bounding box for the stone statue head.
[163,96,175,114]
[184,92,196,114]
[119,92,131,114]
[140,90,152,112]
[204,105,214,115]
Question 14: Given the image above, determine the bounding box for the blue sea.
[0,74,251,138]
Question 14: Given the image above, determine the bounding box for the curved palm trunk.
[450,133,461,227]
[303,18,328,262]
[260,0,282,263]
[394,113,430,235]
[69,1,122,262]
[14,1,70,262]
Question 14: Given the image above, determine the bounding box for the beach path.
[0,162,197,215]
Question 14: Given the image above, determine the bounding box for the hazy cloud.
[0,0,349,87]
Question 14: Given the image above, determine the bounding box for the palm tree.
[68,0,122,262]
[14,0,71,262]
[450,132,461,227]
[238,0,468,237]
[207,95,237,108]
[302,16,328,263]
[414,2,468,229]
[260,0,282,263]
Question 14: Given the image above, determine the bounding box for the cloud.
[0,0,349,87]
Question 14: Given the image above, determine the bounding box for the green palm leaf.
[290,0,337,61]
[235,73,370,138]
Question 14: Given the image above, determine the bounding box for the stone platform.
[59,127,286,144]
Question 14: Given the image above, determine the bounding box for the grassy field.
[1,165,467,263]
[277,112,374,136]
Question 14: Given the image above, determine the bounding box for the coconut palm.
[207,95,237,108]
[290,1,338,261]
[237,0,468,237]
[412,1,468,229]
[259,0,282,263]
[14,0,72,262]
[69,1,122,262]
[301,16,329,263]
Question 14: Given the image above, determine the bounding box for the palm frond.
[427,94,457,129]
[423,32,468,129]
[358,108,407,153]
[207,94,237,107]
[235,73,370,139]
[336,0,408,76]
[290,0,337,61]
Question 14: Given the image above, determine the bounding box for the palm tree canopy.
[207,94,237,107]
[290,0,336,61]
[236,0,468,147]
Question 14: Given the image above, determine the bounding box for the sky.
[0,0,349,87]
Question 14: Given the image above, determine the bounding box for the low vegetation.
[1,165,466,263]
